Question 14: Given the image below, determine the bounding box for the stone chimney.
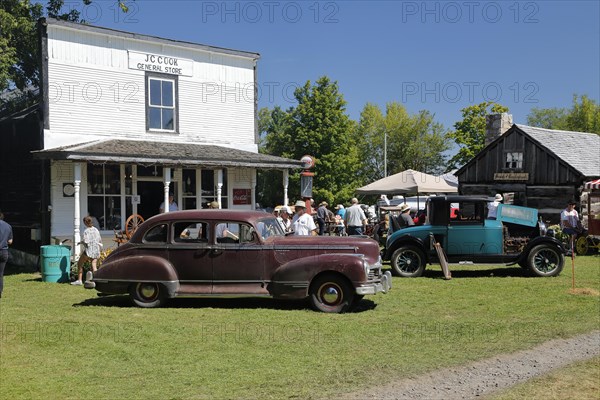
[485,113,513,145]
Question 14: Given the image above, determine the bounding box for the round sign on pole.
[301,155,315,169]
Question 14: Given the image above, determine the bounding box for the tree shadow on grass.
[74,295,377,313]
[422,266,532,279]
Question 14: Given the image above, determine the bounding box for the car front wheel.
[391,246,426,277]
[527,244,564,277]
[130,282,166,308]
[309,274,354,313]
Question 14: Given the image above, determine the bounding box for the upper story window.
[505,152,523,170]
[147,75,177,132]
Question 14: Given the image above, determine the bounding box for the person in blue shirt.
[0,210,14,298]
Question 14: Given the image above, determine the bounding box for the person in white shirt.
[291,200,317,236]
[561,200,582,253]
[277,206,293,233]
[344,198,367,235]
[487,194,503,220]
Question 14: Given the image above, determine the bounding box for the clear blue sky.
[57,0,600,130]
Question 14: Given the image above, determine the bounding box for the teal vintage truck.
[384,196,566,277]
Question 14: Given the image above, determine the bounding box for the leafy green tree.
[354,102,450,183]
[447,101,509,170]
[527,95,600,134]
[256,106,293,207]
[1,0,131,93]
[259,77,360,207]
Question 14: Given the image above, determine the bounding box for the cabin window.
[505,152,523,170]
[147,75,177,132]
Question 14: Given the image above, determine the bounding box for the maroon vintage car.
[89,210,391,313]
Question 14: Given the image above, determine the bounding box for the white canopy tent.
[356,169,458,196]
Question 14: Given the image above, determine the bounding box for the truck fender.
[385,235,428,262]
[513,236,567,265]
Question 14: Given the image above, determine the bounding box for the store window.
[88,164,121,230]
[505,152,523,170]
[201,170,228,209]
[147,75,177,132]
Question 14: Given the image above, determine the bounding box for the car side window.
[450,202,484,225]
[215,222,257,244]
[143,224,168,243]
[173,221,209,243]
[215,222,241,244]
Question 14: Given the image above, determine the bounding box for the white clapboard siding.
[46,25,257,150]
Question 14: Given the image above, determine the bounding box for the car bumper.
[356,271,392,295]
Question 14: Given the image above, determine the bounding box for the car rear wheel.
[527,244,564,277]
[391,246,426,277]
[309,274,354,313]
[130,282,166,308]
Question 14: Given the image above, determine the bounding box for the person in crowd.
[0,210,14,299]
[413,209,427,226]
[398,204,415,228]
[291,200,317,236]
[561,200,584,254]
[208,201,219,209]
[278,206,293,233]
[316,201,329,236]
[159,192,178,213]
[344,198,367,235]
[487,194,503,220]
[335,204,346,220]
[71,216,102,286]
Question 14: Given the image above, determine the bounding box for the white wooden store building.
[0,18,300,256]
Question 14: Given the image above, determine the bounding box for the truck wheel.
[391,246,425,277]
[527,244,564,277]
[309,274,354,313]
[130,282,166,308]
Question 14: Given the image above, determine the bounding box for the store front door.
[137,181,165,221]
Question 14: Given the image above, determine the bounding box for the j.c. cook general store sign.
[128,51,193,76]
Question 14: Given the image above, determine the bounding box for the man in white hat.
[487,194,503,220]
[277,206,293,233]
[291,200,317,236]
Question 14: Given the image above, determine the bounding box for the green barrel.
[40,245,71,283]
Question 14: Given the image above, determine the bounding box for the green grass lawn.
[1,256,599,399]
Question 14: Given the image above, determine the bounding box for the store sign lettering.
[128,51,193,76]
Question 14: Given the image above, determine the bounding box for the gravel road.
[343,330,600,400]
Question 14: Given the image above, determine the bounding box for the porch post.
[283,169,289,207]
[251,170,257,210]
[163,167,171,213]
[73,163,82,259]
[216,169,223,208]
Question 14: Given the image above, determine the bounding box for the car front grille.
[368,267,381,280]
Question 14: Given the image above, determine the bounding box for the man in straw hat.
[291,200,317,236]
[398,203,414,228]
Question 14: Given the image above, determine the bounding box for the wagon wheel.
[575,235,590,255]
[125,214,144,238]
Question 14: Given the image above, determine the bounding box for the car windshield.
[256,217,285,239]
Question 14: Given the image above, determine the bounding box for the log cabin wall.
[457,125,599,224]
